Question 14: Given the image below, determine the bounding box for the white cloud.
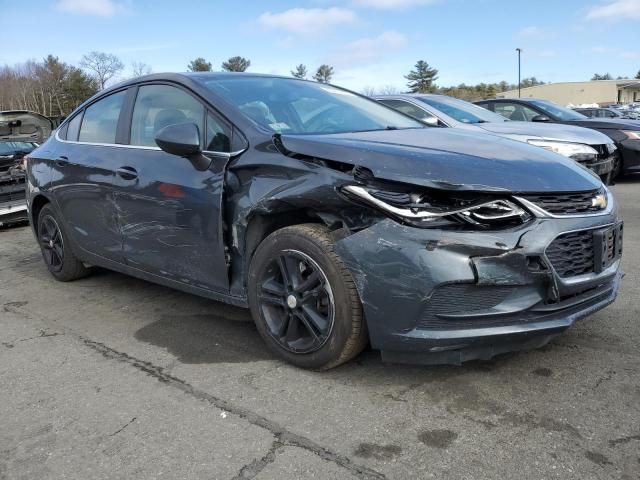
[328,31,408,68]
[585,0,640,21]
[55,0,124,16]
[351,0,437,9]
[257,8,357,35]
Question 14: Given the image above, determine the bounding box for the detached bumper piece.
[0,172,28,226]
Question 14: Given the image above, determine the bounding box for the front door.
[112,84,232,293]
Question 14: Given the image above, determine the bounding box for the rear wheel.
[248,224,367,370]
[37,204,89,281]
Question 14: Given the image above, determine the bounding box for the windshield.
[529,100,588,121]
[197,76,424,135]
[418,96,508,124]
[0,141,35,155]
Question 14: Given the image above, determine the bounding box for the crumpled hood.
[279,128,602,193]
[476,121,612,145]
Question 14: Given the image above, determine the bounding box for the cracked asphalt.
[1,179,639,480]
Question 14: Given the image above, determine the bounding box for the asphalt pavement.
[1,178,639,479]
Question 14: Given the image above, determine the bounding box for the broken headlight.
[526,140,598,163]
[342,185,530,229]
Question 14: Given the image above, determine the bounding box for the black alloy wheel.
[39,214,64,273]
[257,250,335,354]
[248,224,368,370]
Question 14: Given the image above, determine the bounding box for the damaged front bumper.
[0,171,28,226]
[333,210,622,365]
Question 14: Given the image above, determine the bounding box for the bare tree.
[131,61,152,78]
[80,51,124,90]
[379,85,399,95]
[361,86,377,97]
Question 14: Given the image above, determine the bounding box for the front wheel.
[248,224,367,370]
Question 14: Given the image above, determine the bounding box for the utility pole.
[516,48,522,98]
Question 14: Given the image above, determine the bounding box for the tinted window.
[493,102,539,121]
[378,99,435,122]
[78,91,126,143]
[418,96,508,124]
[197,76,423,135]
[130,84,204,147]
[528,100,587,121]
[205,112,231,152]
[66,112,83,141]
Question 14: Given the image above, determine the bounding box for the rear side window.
[130,84,204,147]
[66,113,83,141]
[79,91,126,144]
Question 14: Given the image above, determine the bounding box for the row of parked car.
[374,94,640,181]
[4,73,630,369]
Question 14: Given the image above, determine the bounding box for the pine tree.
[291,64,308,79]
[187,57,212,72]
[405,60,439,93]
[221,56,251,72]
[314,65,334,84]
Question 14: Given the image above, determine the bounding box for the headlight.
[622,131,640,140]
[342,185,530,229]
[527,140,598,160]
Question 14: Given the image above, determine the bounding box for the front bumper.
[334,208,622,365]
[0,172,28,226]
[583,155,614,176]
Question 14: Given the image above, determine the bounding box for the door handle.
[55,156,69,167]
[116,166,138,180]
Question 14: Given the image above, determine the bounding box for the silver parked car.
[375,94,617,183]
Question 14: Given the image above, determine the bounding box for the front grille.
[546,230,594,277]
[418,284,514,329]
[522,189,602,215]
[0,175,26,204]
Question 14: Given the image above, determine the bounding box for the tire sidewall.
[37,204,80,281]
[248,227,360,369]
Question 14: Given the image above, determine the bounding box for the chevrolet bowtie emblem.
[591,194,607,209]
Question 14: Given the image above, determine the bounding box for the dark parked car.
[375,93,616,182]
[26,73,623,368]
[475,98,640,178]
[0,111,51,226]
[574,107,640,121]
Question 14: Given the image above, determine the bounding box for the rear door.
[113,83,232,293]
[51,90,128,262]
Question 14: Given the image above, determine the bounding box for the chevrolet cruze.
[25,73,623,369]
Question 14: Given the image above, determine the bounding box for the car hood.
[564,118,640,130]
[476,121,612,145]
[279,128,601,193]
[0,111,53,143]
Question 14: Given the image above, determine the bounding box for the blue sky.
[2,0,639,91]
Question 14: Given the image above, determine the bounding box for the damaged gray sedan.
[26,73,623,368]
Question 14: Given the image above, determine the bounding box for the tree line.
[3,51,638,119]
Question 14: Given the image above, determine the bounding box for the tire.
[610,154,623,181]
[248,224,367,370]
[37,204,89,281]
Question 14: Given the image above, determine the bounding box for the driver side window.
[130,84,204,147]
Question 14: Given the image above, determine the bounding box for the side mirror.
[531,114,550,123]
[155,122,212,171]
[422,116,440,127]
[155,122,202,157]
